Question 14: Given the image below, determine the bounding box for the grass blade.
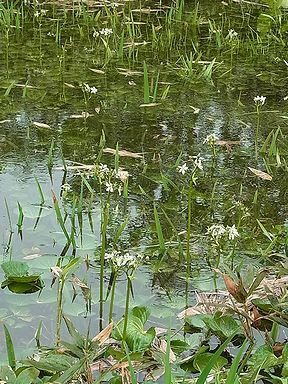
[34,176,45,205]
[143,61,150,103]
[196,331,238,384]
[3,324,16,370]
[225,339,248,384]
[153,202,165,254]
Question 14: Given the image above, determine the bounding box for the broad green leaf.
[113,306,155,352]
[21,354,77,373]
[15,367,39,384]
[194,352,228,372]
[248,345,279,369]
[0,365,16,381]
[2,275,44,294]
[2,261,29,277]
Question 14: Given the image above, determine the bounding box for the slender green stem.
[56,276,64,345]
[99,202,109,330]
[122,273,132,349]
[109,270,117,323]
[185,181,192,308]
[255,106,260,159]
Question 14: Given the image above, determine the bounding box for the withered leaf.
[89,68,105,74]
[216,140,241,146]
[139,103,160,108]
[248,167,272,181]
[92,322,113,345]
[32,121,52,129]
[103,147,143,159]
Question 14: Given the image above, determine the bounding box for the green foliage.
[113,306,155,352]
[1,261,44,294]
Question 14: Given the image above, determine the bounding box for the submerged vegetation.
[0,0,288,382]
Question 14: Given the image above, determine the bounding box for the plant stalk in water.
[99,202,109,330]
[122,272,132,350]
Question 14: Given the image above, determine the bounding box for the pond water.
[0,0,288,364]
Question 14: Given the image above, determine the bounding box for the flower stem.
[99,202,109,331]
[122,273,132,349]
[109,270,117,323]
[56,276,64,346]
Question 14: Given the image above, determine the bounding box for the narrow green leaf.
[143,61,150,103]
[3,324,16,370]
[164,333,172,384]
[124,342,137,384]
[225,339,248,384]
[34,176,45,205]
[63,316,85,348]
[196,331,238,384]
[153,202,165,254]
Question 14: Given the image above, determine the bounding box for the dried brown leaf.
[0,120,11,124]
[103,147,143,159]
[139,103,160,108]
[248,167,272,181]
[69,112,93,118]
[89,68,105,74]
[32,121,52,129]
[92,322,113,345]
[216,140,241,146]
[158,339,176,362]
[223,274,238,296]
[64,82,76,88]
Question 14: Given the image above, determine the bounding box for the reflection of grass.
[1,0,288,382]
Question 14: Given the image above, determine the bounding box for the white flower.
[116,169,129,183]
[203,134,218,146]
[51,266,62,278]
[34,11,40,17]
[105,182,114,193]
[90,86,98,94]
[83,83,90,92]
[94,28,113,37]
[227,29,238,39]
[207,224,226,240]
[254,96,266,106]
[194,154,204,171]
[105,251,144,269]
[178,163,188,175]
[99,163,109,175]
[98,163,110,178]
[227,225,239,240]
[61,183,72,193]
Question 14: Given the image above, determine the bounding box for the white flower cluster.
[193,154,204,171]
[227,29,238,39]
[60,183,72,193]
[177,154,204,175]
[207,224,239,241]
[254,96,266,106]
[96,163,129,194]
[83,83,98,94]
[93,28,113,37]
[34,9,48,17]
[203,133,219,146]
[105,250,144,269]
